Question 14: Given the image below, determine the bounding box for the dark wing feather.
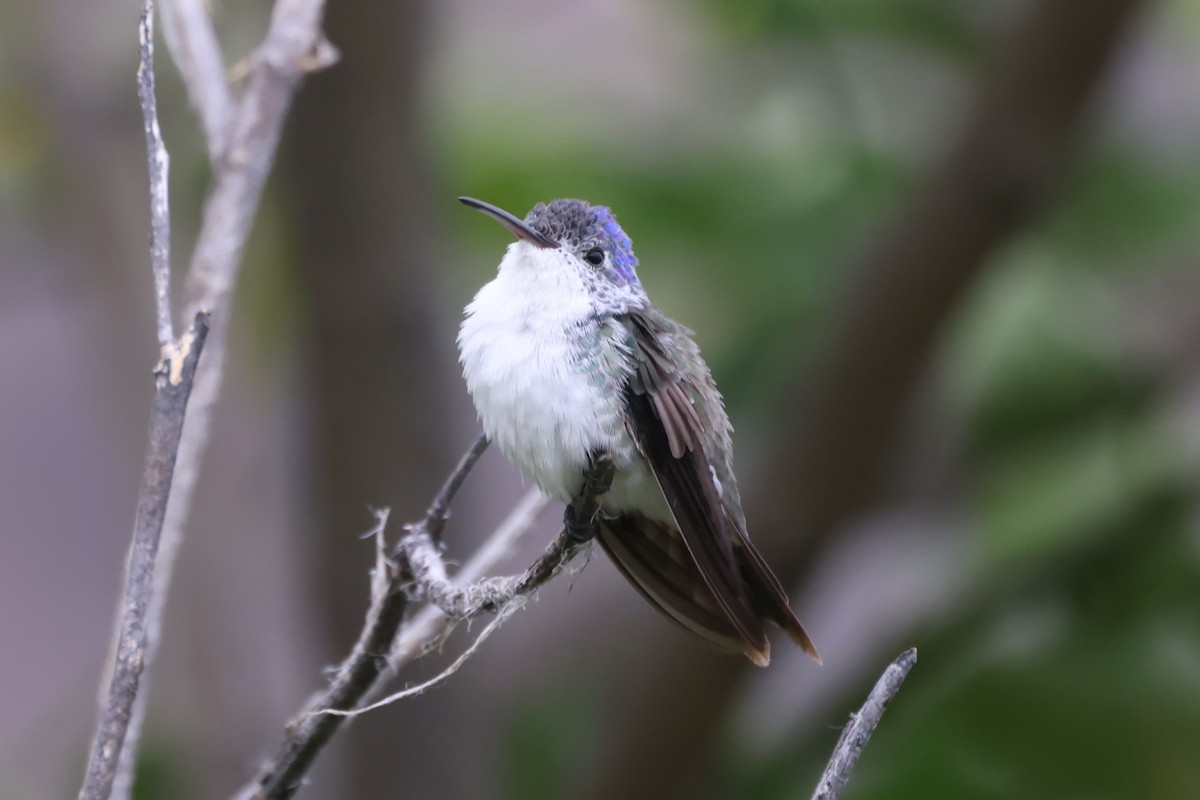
[731,522,821,662]
[629,315,704,460]
[600,308,821,665]
[596,514,745,655]
[606,309,786,662]
[621,389,771,661]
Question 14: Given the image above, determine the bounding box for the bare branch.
[136,0,173,348]
[100,0,337,795]
[234,436,498,799]
[810,648,918,800]
[426,431,489,542]
[158,0,234,162]
[147,6,342,660]
[322,595,527,716]
[390,487,549,664]
[77,312,211,800]
[181,0,337,323]
[398,452,612,621]
[235,450,615,800]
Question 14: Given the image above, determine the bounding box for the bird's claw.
[564,451,615,544]
[564,504,597,544]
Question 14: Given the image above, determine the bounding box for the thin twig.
[391,487,548,665]
[237,451,613,799]
[237,437,506,799]
[427,431,489,542]
[321,597,526,717]
[180,0,338,323]
[327,519,602,719]
[102,15,176,789]
[77,313,211,800]
[136,0,173,349]
[397,452,614,620]
[810,648,918,800]
[158,0,234,163]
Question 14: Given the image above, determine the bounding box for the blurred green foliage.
[502,685,599,800]
[750,488,1200,799]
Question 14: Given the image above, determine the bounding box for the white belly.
[458,245,671,520]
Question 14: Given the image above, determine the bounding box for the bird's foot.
[564,504,597,544]
[583,450,615,497]
[564,451,615,544]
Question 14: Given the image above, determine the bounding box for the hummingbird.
[457,196,819,667]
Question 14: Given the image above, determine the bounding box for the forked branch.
[237,441,612,799]
[81,0,336,796]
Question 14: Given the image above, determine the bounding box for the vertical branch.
[158,0,234,162]
[87,0,337,796]
[78,313,211,800]
[136,1,173,349]
[179,0,337,324]
[152,2,339,643]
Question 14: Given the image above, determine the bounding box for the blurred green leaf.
[699,0,982,57]
[130,733,186,800]
[503,685,599,800]
[750,502,1200,800]
[945,257,1154,453]
[1043,148,1200,274]
[974,415,1183,566]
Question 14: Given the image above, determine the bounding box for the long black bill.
[459,197,559,248]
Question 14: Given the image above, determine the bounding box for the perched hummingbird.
[457,197,820,667]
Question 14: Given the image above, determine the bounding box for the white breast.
[458,242,668,519]
[459,243,624,502]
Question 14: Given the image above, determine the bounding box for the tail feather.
[733,524,821,664]
[597,513,818,666]
[597,515,748,657]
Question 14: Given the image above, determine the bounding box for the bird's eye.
[584,248,605,266]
